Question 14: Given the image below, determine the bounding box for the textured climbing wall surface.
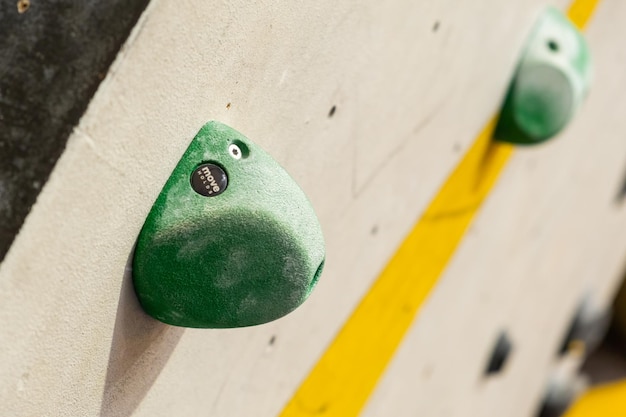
[1,0,626,416]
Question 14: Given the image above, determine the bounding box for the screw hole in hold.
[228,144,242,160]
[328,105,336,118]
[547,39,559,52]
[229,140,249,160]
[485,331,513,375]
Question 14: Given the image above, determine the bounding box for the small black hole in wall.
[328,105,336,118]
[432,21,440,32]
[547,39,559,52]
[485,331,513,375]
[269,335,276,346]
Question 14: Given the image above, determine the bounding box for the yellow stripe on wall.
[279,2,599,416]
[568,0,600,26]
[281,120,510,417]
[565,380,626,417]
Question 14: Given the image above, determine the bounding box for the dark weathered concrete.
[0,0,150,262]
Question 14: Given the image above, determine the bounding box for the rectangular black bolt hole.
[485,330,513,375]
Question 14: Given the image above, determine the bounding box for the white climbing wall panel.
[2,0,626,416]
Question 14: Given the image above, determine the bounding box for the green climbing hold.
[495,7,592,145]
[133,121,325,328]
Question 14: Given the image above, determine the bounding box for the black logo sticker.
[190,163,228,197]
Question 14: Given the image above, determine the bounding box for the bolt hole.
[432,21,440,32]
[269,335,276,346]
[485,331,513,375]
[547,39,559,52]
[229,140,249,160]
[328,105,336,118]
